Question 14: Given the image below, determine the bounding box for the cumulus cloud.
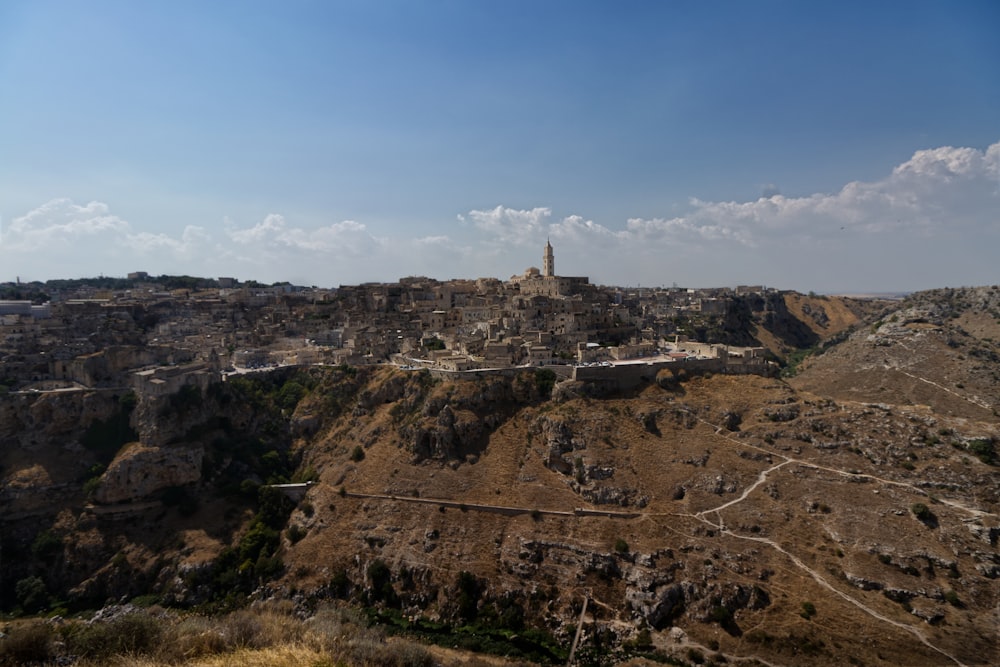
[226,213,288,245]
[225,215,381,258]
[1,199,216,261]
[596,140,1000,250]
[464,140,999,289]
[548,215,626,244]
[123,226,213,257]
[4,199,129,250]
[463,205,551,244]
[0,200,390,282]
[3,140,996,291]
[893,142,1000,180]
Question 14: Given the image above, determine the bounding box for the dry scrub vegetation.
[0,601,448,667]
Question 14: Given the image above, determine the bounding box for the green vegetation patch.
[966,438,996,465]
[535,368,557,397]
[365,608,568,664]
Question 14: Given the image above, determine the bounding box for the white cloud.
[3,140,996,291]
[597,140,1000,250]
[226,213,288,245]
[893,143,1000,180]
[463,140,999,289]
[413,235,451,246]
[464,205,551,244]
[225,215,380,257]
[4,199,129,250]
[550,215,626,243]
[123,225,212,256]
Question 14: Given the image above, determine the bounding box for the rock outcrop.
[94,443,203,504]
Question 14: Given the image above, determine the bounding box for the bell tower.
[543,238,554,277]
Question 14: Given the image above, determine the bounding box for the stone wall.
[573,358,773,390]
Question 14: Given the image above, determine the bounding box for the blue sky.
[1,0,998,292]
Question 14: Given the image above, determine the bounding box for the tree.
[15,576,49,613]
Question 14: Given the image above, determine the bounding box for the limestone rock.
[94,443,203,504]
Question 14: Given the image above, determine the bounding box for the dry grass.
[1,603,435,667]
[99,646,334,667]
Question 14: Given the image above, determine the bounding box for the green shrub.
[14,575,49,613]
[911,503,933,522]
[239,522,280,562]
[276,380,308,411]
[967,438,996,465]
[83,475,102,498]
[351,445,365,462]
[801,601,817,619]
[30,530,63,561]
[708,605,732,624]
[534,368,557,396]
[329,568,352,598]
[613,538,630,554]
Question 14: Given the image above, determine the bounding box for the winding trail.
[695,459,792,523]
[896,368,993,411]
[710,526,969,667]
[685,410,996,520]
[681,409,978,667]
[882,337,993,412]
[328,399,991,666]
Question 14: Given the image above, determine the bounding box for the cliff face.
[93,443,203,505]
[0,372,299,609]
[710,292,866,357]
[0,389,122,453]
[0,390,125,522]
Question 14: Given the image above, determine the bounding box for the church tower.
[543,238,554,277]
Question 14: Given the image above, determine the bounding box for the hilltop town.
[0,242,775,396]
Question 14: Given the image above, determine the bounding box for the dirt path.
[331,400,989,667]
[683,411,974,667]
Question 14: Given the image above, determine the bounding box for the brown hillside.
[272,366,999,667]
[790,286,1000,420]
[782,293,865,340]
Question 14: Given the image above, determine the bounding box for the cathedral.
[510,240,590,297]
